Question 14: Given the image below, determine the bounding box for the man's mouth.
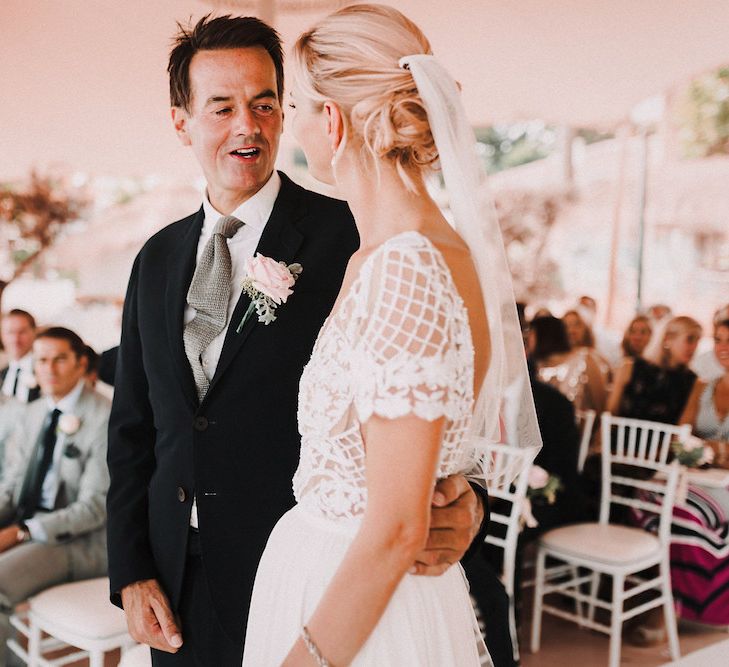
[230,147,261,159]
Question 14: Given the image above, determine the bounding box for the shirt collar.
[9,352,33,372]
[47,378,85,413]
[201,171,281,240]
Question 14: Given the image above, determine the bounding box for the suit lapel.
[205,174,305,400]
[165,208,204,410]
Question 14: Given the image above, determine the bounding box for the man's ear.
[323,101,344,155]
[171,106,192,147]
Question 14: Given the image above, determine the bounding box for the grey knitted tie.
[183,215,244,400]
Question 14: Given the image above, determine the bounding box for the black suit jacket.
[0,366,40,403]
[106,173,359,642]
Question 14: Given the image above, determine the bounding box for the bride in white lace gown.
[243,4,539,665]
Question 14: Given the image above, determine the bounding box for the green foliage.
[475,122,556,174]
[678,66,729,157]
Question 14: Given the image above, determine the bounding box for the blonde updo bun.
[293,3,437,191]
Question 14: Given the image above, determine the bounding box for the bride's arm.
[283,412,446,666]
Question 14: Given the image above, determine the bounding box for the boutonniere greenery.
[236,253,303,332]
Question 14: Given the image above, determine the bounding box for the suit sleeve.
[0,416,31,525]
[106,252,160,606]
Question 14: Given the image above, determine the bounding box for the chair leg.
[28,617,42,667]
[608,574,624,667]
[530,547,546,653]
[588,571,600,623]
[661,559,681,660]
[89,650,105,667]
[571,566,585,626]
[508,592,520,663]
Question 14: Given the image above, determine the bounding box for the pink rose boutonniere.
[57,414,82,436]
[236,254,303,332]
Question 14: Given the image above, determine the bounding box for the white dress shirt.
[186,172,281,528]
[1,353,34,402]
[25,379,86,541]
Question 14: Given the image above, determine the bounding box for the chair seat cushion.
[119,643,152,667]
[539,523,661,565]
[30,577,128,639]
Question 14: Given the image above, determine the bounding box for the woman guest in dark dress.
[620,315,653,361]
[608,316,702,424]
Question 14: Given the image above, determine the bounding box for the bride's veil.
[399,54,542,481]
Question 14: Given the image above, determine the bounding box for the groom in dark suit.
[107,15,486,666]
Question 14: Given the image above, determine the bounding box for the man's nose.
[233,107,260,137]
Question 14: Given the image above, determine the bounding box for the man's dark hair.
[530,316,571,361]
[36,327,86,359]
[82,344,99,375]
[4,309,36,329]
[168,14,284,111]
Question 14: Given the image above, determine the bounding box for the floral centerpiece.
[521,465,563,528]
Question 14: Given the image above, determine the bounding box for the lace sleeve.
[353,237,473,424]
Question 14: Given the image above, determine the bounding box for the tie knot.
[213,215,244,239]
[49,408,61,425]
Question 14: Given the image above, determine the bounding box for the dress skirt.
[242,504,485,666]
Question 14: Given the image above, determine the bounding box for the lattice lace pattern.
[294,232,476,521]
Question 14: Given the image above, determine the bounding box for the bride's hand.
[410,475,484,576]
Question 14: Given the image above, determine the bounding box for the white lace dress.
[242,232,486,666]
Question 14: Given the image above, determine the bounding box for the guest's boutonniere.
[236,254,303,332]
[57,414,82,436]
[21,372,38,390]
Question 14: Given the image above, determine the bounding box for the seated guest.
[528,315,607,413]
[620,314,652,361]
[0,327,110,658]
[0,310,40,404]
[563,308,612,383]
[692,304,729,382]
[575,296,622,368]
[680,317,729,465]
[608,316,701,424]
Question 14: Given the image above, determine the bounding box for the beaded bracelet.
[301,626,330,667]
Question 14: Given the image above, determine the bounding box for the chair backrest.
[575,408,597,473]
[600,413,691,464]
[475,443,536,593]
[599,413,683,545]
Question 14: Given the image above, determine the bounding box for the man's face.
[171,47,283,214]
[33,338,87,400]
[0,315,35,361]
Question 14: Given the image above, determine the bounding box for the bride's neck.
[336,157,438,250]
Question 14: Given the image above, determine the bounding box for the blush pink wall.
[2,1,728,180]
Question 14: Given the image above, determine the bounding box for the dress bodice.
[618,357,697,425]
[537,349,590,409]
[695,379,729,441]
[293,231,476,521]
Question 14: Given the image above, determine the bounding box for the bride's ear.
[323,101,345,155]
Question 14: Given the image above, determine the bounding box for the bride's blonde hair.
[292,3,438,191]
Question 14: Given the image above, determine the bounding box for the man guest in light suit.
[107,15,486,666]
[0,327,110,659]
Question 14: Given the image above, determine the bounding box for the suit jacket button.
[193,416,208,431]
[177,487,187,503]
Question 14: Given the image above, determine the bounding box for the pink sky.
[2,1,728,180]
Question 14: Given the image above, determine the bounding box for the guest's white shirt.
[25,379,86,541]
[1,353,34,402]
[185,172,281,528]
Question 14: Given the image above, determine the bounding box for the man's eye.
[215,108,232,116]
[255,104,274,114]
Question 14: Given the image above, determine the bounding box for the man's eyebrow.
[204,90,278,106]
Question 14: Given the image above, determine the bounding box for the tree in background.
[678,66,729,158]
[494,188,565,302]
[0,170,89,312]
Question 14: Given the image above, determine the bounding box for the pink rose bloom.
[683,435,703,452]
[528,465,549,489]
[244,254,295,305]
[58,414,81,435]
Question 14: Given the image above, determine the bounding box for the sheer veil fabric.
[399,54,542,480]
